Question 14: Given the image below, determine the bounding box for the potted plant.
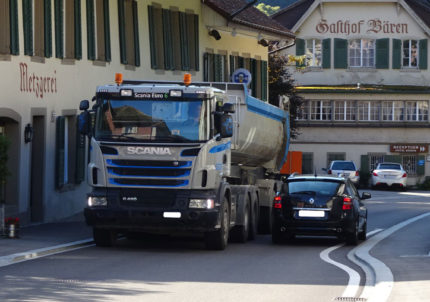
[4,217,19,238]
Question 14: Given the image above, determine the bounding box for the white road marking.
[0,239,94,268]
[355,212,430,302]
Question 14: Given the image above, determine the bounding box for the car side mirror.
[361,192,371,200]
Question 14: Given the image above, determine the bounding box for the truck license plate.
[163,212,181,218]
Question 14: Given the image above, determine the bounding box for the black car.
[272,175,370,245]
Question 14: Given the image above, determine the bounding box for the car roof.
[287,174,347,182]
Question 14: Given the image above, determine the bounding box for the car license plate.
[163,212,181,218]
[298,210,325,218]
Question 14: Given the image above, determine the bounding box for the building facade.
[0,0,293,224]
[273,0,430,187]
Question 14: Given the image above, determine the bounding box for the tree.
[255,3,281,16]
[268,53,303,139]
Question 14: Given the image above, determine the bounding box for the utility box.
[281,151,302,175]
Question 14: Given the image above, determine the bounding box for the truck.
[78,73,290,250]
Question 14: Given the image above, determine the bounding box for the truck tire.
[231,202,250,243]
[248,203,258,240]
[205,197,230,250]
[258,206,272,234]
[93,228,116,247]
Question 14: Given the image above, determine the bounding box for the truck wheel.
[231,202,250,243]
[205,197,230,250]
[93,228,116,247]
[248,203,258,241]
[258,206,272,234]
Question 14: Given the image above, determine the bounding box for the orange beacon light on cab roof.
[115,73,123,85]
[184,73,191,86]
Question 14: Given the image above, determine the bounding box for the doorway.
[30,116,45,222]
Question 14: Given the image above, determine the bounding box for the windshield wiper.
[159,135,193,142]
[99,134,139,141]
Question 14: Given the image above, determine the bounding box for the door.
[30,116,45,222]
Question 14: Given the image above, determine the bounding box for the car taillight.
[355,171,359,176]
[402,173,407,178]
[372,172,378,176]
[328,169,332,174]
[273,196,282,209]
[342,197,352,210]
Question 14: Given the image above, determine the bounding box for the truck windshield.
[95,99,209,142]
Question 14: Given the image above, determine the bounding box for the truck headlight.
[189,199,215,209]
[88,196,107,207]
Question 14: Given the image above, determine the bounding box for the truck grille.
[106,159,192,188]
[119,189,179,208]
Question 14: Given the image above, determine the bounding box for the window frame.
[348,39,375,68]
[305,38,322,67]
[310,100,332,121]
[402,39,418,68]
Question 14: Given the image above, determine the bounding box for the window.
[22,0,52,57]
[305,39,322,67]
[55,115,86,189]
[148,6,198,71]
[403,40,418,68]
[382,101,404,121]
[86,0,111,61]
[402,155,417,175]
[334,100,355,121]
[118,0,139,66]
[55,0,82,59]
[349,39,375,67]
[302,153,313,174]
[310,100,331,120]
[296,103,309,120]
[327,153,345,168]
[405,101,428,121]
[358,101,379,121]
[369,154,384,171]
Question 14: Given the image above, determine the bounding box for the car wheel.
[205,197,230,250]
[346,220,359,246]
[272,225,284,244]
[358,220,367,241]
[93,228,117,247]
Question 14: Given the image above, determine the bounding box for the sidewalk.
[0,214,93,267]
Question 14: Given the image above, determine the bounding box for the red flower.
[5,217,19,225]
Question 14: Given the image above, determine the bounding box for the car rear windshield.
[288,180,340,196]
[378,163,401,170]
[331,162,356,170]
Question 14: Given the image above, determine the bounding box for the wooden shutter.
[193,14,199,71]
[179,12,189,70]
[322,38,331,69]
[250,58,257,96]
[261,60,267,102]
[86,0,95,60]
[75,125,86,183]
[295,38,304,67]
[74,0,82,59]
[214,54,222,82]
[170,10,181,70]
[55,0,63,58]
[132,0,139,66]
[375,38,389,69]
[103,0,111,61]
[55,116,65,189]
[10,0,19,55]
[392,39,401,69]
[118,0,127,64]
[238,56,244,68]
[0,0,10,54]
[419,39,428,70]
[44,0,52,57]
[417,155,425,176]
[203,52,208,81]
[23,0,33,55]
[334,38,347,69]
[162,9,173,70]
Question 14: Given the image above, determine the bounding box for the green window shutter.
[383,155,402,164]
[261,60,267,102]
[392,39,401,69]
[419,39,428,70]
[10,0,19,55]
[117,0,126,64]
[417,155,425,176]
[75,125,86,183]
[147,5,156,68]
[322,38,331,69]
[55,0,63,58]
[162,9,173,70]
[229,55,235,79]
[86,0,95,60]
[295,38,304,67]
[103,0,111,61]
[74,0,82,59]
[375,38,389,69]
[194,14,199,71]
[132,0,139,66]
[179,12,189,70]
[23,0,33,55]
[334,38,348,69]
[238,56,244,68]
[250,58,257,96]
[203,52,208,81]
[214,54,222,82]
[55,116,65,189]
[44,0,52,58]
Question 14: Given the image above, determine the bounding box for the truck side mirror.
[80,100,90,111]
[220,114,233,138]
[222,103,235,113]
[78,111,91,135]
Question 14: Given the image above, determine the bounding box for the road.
[1,189,430,302]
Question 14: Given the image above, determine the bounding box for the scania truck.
[78,74,290,250]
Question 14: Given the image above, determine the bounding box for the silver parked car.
[371,162,407,190]
[325,160,360,187]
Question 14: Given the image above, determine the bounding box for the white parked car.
[325,160,360,187]
[371,162,407,190]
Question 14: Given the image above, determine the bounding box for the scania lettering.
[78,74,290,250]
